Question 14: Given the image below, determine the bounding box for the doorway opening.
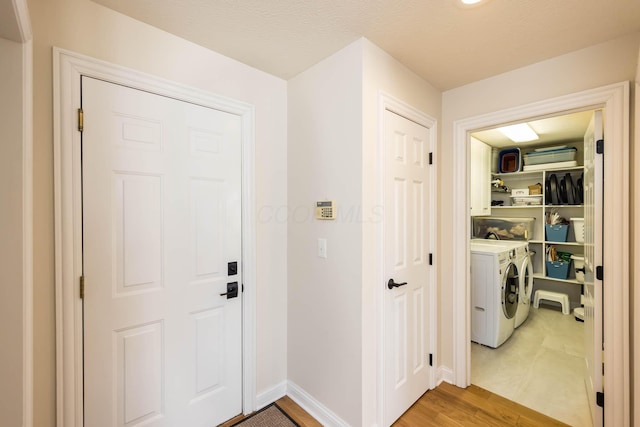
[467,109,598,426]
[451,82,630,427]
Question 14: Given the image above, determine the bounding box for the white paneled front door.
[583,109,604,426]
[383,110,432,425]
[82,77,242,427]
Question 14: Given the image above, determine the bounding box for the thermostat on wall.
[316,201,336,220]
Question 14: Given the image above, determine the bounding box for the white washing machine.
[470,242,519,348]
[471,239,533,328]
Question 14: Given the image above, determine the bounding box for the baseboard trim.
[286,381,350,427]
[255,381,287,410]
[436,365,454,386]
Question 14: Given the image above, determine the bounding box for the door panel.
[384,110,432,425]
[82,77,242,427]
[583,109,603,426]
[115,173,163,294]
[116,322,164,425]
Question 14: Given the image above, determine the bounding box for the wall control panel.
[316,201,336,220]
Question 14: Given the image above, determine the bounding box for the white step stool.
[533,290,570,315]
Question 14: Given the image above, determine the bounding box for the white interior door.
[82,77,242,427]
[383,110,432,425]
[583,109,603,426]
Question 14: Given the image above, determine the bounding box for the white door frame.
[451,82,630,426]
[53,48,257,427]
[377,92,438,425]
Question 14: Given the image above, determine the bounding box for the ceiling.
[91,0,640,90]
[471,110,595,149]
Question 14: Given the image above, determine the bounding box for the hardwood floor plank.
[485,393,568,426]
[392,405,452,427]
[435,384,493,411]
[275,396,323,427]
[434,383,567,427]
[417,391,495,426]
[218,413,244,427]
[470,397,528,426]
[220,382,569,427]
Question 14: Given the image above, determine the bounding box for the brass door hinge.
[80,276,85,299]
[78,108,84,132]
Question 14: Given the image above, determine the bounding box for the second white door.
[383,110,433,425]
[82,77,243,427]
[583,110,604,426]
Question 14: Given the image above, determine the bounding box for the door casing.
[53,48,257,427]
[451,82,630,426]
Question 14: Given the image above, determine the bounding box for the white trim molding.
[256,381,287,410]
[376,92,438,425]
[451,82,630,426]
[22,38,33,427]
[634,82,640,427]
[53,48,257,427]
[286,381,350,427]
[436,365,454,386]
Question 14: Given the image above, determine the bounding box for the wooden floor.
[392,382,568,426]
[220,382,568,426]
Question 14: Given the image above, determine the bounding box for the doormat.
[230,403,300,427]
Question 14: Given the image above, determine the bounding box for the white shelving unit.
[491,165,584,285]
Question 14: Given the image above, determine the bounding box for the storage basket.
[472,217,535,241]
[571,254,584,283]
[510,195,543,206]
[546,260,572,280]
[498,148,522,173]
[523,147,577,165]
[571,218,584,243]
[545,223,569,242]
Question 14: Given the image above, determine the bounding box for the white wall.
[360,39,441,425]
[287,37,442,425]
[0,36,24,427]
[25,1,640,424]
[29,0,287,425]
[440,32,640,371]
[287,40,364,427]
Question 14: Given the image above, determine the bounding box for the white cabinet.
[470,137,491,216]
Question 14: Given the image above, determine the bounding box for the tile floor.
[471,305,592,427]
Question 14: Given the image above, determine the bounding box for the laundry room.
[467,108,599,426]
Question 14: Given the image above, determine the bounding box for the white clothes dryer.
[471,239,533,328]
[470,242,519,348]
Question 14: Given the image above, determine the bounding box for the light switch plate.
[318,238,327,258]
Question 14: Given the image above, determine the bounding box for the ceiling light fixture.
[456,0,491,8]
[498,123,539,143]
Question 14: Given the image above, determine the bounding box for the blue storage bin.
[545,223,569,242]
[546,261,572,280]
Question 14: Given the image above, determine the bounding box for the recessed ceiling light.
[498,123,539,143]
[456,0,490,8]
